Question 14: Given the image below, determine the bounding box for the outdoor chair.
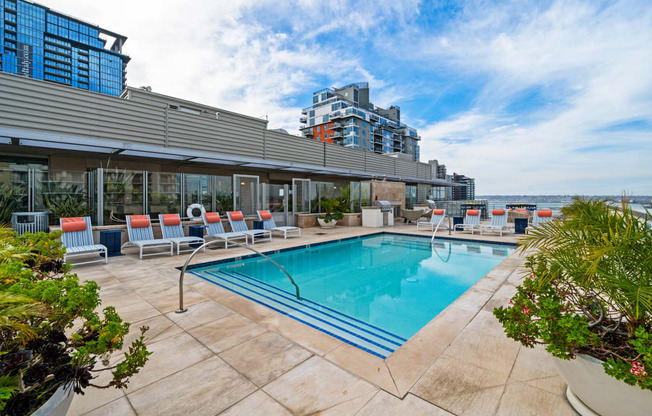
[60,216,107,265]
[226,211,272,245]
[526,209,554,233]
[481,209,509,236]
[202,212,248,248]
[453,209,481,234]
[158,214,205,255]
[257,210,300,239]
[123,215,173,259]
[416,209,447,232]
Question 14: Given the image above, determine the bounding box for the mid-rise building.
[300,82,421,161]
[453,173,475,201]
[0,0,129,96]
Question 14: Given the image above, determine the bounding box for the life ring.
[186,203,206,220]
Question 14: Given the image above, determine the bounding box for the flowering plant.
[494,198,652,391]
[0,229,151,415]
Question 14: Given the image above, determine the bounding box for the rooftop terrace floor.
[67,223,577,416]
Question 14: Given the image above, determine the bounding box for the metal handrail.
[430,216,452,243]
[176,239,301,313]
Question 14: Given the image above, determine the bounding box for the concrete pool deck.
[67,224,577,416]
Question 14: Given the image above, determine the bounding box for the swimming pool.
[188,233,514,358]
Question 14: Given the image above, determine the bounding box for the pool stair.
[192,269,407,358]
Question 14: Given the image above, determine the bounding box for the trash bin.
[253,220,264,230]
[514,218,528,234]
[188,225,205,248]
[99,229,124,257]
[452,216,464,230]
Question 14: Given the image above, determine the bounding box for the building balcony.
[299,116,307,124]
[300,127,313,136]
[301,108,308,115]
[332,131,343,138]
[331,122,343,129]
[369,114,379,121]
[372,129,382,136]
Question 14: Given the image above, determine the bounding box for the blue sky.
[44,0,652,194]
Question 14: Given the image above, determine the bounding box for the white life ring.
[186,203,206,220]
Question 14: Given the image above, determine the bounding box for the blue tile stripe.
[221,270,404,346]
[191,272,388,358]
[228,270,407,343]
[198,270,397,356]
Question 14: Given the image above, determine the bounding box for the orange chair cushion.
[204,212,221,223]
[259,210,272,220]
[432,209,444,215]
[538,210,553,217]
[130,215,150,228]
[467,209,479,216]
[61,218,86,232]
[492,209,505,216]
[162,214,181,226]
[229,211,244,221]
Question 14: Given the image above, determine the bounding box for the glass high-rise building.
[0,0,129,96]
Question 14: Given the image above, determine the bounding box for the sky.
[41,0,652,195]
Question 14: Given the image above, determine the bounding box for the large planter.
[339,213,361,227]
[552,353,652,416]
[317,218,338,229]
[32,385,74,416]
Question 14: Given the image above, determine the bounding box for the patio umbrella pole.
[176,239,301,313]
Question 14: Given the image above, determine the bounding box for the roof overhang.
[0,127,458,187]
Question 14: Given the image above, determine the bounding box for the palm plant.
[0,186,24,226]
[494,197,652,390]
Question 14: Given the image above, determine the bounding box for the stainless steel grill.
[375,200,393,212]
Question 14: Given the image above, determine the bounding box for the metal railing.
[430,216,452,243]
[176,239,301,313]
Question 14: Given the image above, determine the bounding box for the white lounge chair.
[158,214,205,255]
[123,215,173,259]
[417,209,446,231]
[257,210,300,239]
[202,212,248,248]
[60,216,107,265]
[226,211,272,245]
[453,209,481,234]
[526,209,554,233]
[481,209,509,236]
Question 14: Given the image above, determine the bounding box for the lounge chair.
[481,209,509,236]
[417,209,446,231]
[226,211,272,245]
[123,215,173,259]
[257,210,300,239]
[453,209,481,234]
[202,212,248,248]
[526,209,554,233]
[158,214,205,255]
[60,216,107,265]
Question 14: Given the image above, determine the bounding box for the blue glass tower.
[0,0,129,96]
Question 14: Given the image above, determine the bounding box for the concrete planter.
[32,385,74,416]
[552,353,652,416]
[317,218,338,229]
[339,213,362,227]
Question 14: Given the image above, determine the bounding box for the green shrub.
[0,229,151,414]
[494,198,651,391]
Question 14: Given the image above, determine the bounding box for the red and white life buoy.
[186,203,206,220]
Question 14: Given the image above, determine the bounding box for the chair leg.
[104,250,108,264]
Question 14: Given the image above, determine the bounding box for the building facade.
[300,83,421,161]
[452,173,476,201]
[0,0,129,96]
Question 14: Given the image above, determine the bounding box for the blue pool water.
[189,233,514,358]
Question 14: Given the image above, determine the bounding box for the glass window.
[309,110,315,117]
[313,95,318,104]
[104,169,144,224]
[214,176,233,212]
[147,172,181,216]
[320,92,327,101]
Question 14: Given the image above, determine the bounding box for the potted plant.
[494,198,651,416]
[0,228,151,416]
[317,199,344,229]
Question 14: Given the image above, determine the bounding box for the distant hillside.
[477,195,652,204]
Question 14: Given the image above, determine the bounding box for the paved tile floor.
[66,223,577,415]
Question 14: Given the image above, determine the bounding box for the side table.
[252,220,265,230]
[514,218,529,234]
[452,216,464,230]
[99,229,124,257]
[188,225,205,248]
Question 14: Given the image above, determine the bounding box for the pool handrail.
[430,216,452,243]
[176,239,301,313]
